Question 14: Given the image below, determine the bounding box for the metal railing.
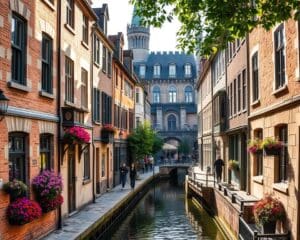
[188,170,215,187]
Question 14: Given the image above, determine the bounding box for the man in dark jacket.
[214,155,224,183]
[120,163,128,189]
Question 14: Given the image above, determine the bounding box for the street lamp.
[0,90,9,121]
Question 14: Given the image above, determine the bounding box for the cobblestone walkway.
[44,168,159,240]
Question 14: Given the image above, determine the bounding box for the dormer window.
[185,63,192,77]
[169,64,176,78]
[139,65,146,78]
[153,64,160,78]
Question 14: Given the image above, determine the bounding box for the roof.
[131,5,141,26]
[133,51,197,80]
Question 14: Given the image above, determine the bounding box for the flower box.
[247,139,263,154]
[262,138,283,156]
[63,126,90,144]
[101,124,116,133]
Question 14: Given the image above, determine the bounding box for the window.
[94,35,100,65]
[139,65,146,78]
[93,88,100,122]
[237,74,241,112]
[228,86,231,117]
[9,133,27,182]
[184,64,192,77]
[252,52,259,102]
[278,125,288,182]
[66,0,74,28]
[242,69,247,110]
[136,88,140,103]
[125,81,133,98]
[41,34,53,93]
[11,13,27,85]
[83,148,90,180]
[136,117,141,126]
[129,110,134,131]
[153,64,160,77]
[274,24,285,89]
[230,83,233,117]
[102,46,107,72]
[153,86,160,103]
[168,115,176,130]
[40,134,52,171]
[121,109,128,129]
[185,86,193,103]
[254,129,263,176]
[65,57,74,103]
[169,86,177,103]
[101,92,112,124]
[81,68,88,108]
[169,64,176,77]
[107,51,112,77]
[233,79,237,114]
[82,15,88,44]
[101,153,105,177]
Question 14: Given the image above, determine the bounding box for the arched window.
[153,64,160,78]
[153,86,160,103]
[184,63,192,77]
[168,115,176,130]
[185,86,193,103]
[169,63,176,78]
[169,86,177,103]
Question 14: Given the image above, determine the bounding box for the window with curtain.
[252,52,259,102]
[169,86,177,103]
[153,86,160,103]
[185,86,193,103]
[40,134,53,171]
[184,64,192,77]
[153,64,160,77]
[274,24,285,89]
[41,33,53,93]
[65,56,74,103]
[169,64,176,77]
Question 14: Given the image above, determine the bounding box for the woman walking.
[129,163,137,189]
[120,163,128,189]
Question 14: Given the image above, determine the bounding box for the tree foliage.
[130,0,300,55]
[127,122,163,161]
[178,138,191,156]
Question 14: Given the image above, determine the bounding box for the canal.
[101,179,225,240]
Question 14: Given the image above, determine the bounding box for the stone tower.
[127,6,150,62]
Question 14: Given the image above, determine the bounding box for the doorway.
[96,148,100,194]
[68,145,76,213]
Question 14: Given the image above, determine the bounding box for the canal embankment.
[43,169,160,240]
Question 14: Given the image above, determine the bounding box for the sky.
[92,0,180,52]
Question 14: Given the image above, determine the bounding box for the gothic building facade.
[127,9,198,161]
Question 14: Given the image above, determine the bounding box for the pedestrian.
[119,163,128,189]
[129,163,137,189]
[149,155,154,170]
[214,155,225,183]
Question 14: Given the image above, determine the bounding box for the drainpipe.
[246,33,251,194]
[57,0,62,229]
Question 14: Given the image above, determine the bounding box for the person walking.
[214,155,225,183]
[129,163,137,189]
[120,163,128,189]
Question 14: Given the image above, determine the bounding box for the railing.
[188,170,215,187]
[239,216,290,240]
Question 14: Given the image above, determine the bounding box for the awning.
[162,143,177,151]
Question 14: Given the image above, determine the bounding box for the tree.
[178,138,191,160]
[127,122,163,163]
[131,0,300,55]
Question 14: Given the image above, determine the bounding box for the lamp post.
[0,90,9,121]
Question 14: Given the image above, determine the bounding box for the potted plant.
[32,170,63,213]
[261,138,283,156]
[3,180,28,201]
[253,195,285,234]
[228,160,239,171]
[63,126,90,144]
[6,197,42,225]
[247,139,263,154]
[102,124,116,132]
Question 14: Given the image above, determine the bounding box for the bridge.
[159,162,193,175]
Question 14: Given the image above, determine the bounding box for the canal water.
[102,179,225,240]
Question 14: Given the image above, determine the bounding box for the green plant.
[247,139,263,154]
[228,160,239,171]
[3,180,28,201]
[261,138,283,150]
[253,195,285,226]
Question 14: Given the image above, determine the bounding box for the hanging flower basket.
[228,160,239,171]
[63,126,90,144]
[253,195,285,233]
[247,139,263,154]
[3,180,28,202]
[6,197,42,225]
[261,138,283,156]
[32,170,63,212]
[101,124,116,133]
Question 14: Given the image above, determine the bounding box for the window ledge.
[64,100,76,108]
[81,41,89,50]
[94,62,100,68]
[8,81,31,92]
[272,84,287,95]
[93,121,101,125]
[253,175,263,184]
[273,182,288,194]
[251,99,260,107]
[42,0,55,11]
[82,179,91,185]
[64,23,75,35]
[81,106,89,113]
[39,90,54,99]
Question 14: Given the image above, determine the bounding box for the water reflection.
[102,180,225,240]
